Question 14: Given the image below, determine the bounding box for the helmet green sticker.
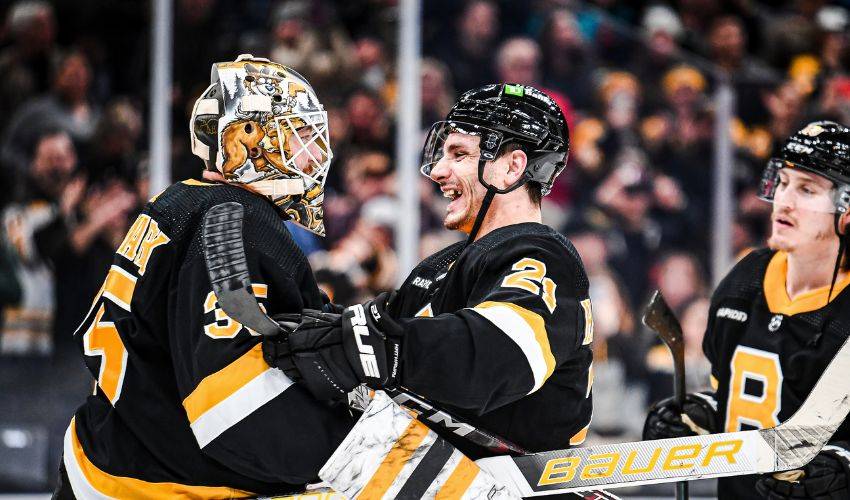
[504,84,525,97]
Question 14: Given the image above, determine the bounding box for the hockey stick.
[202,202,621,500]
[476,327,850,496]
[642,290,688,500]
[201,202,526,455]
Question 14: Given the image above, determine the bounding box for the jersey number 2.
[725,346,783,432]
[502,258,557,313]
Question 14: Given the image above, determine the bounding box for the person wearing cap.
[643,121,850,500]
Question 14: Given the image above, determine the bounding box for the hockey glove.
[263,292,403,402]
[642,392,718,441]
[755,441,850,500]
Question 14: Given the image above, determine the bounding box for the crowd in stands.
[0,0,848,490]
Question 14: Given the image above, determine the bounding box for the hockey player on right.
[643,120,850,499]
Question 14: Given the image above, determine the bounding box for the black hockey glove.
[755,441,850,500]
[642,392,718,441]
[263,292,403,402]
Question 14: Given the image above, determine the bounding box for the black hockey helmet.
[759,120,850,213]
[421,83,569,196]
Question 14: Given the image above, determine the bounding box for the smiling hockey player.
[264,83,594,464]
[643,120,850,499]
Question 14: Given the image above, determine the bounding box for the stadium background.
[0,0,848,497]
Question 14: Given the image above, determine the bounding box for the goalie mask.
[758,120,850,214]
[190,54,332,235]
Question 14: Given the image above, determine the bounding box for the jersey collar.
[764,250,850,315]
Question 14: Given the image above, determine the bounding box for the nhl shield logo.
[768,314,783,332]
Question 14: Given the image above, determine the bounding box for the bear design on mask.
[220,120,266,177]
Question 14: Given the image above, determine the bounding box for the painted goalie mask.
[190,54,333,235]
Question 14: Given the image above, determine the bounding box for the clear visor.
[271,110,333,193]
[420,121,503,177]
[759,159,850,214]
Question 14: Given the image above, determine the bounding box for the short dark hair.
[496,141,542,206]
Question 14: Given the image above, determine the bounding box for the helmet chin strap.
[828,213,847,305]
[464,157,528,246]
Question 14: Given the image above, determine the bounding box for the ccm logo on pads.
[348,304,380,378]
[716,307,748,322]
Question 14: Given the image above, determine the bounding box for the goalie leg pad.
[319,391,519,499]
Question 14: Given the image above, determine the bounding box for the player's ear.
[505,149,527,184]
[839,210,850,235]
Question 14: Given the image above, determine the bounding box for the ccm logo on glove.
[349,304,380,378]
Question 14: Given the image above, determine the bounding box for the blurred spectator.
[353,36,391,97]
[495,37,575,129]
[324,149,392,243]
[345,88,393,151]
[643,250,709,401]
[2,129,77,356]
[706,15,777,125]
[761,0,823,70]
[0,1,56,122]
[649,250,708,314]
[628,5,685,108]
[432,0,499,94]
[82,97,144,184]
[764,79,806,141]
[641,65,714,233]
[268,0,357,95]
[815,5,849,80]
[540,9,595,110]
[569,227,647,440]
[679,295,713,391]
[313,198,399,298]
[2,49,99,174]
[421,58,454,132]
[495,36,576,206]
[594,150,665,307]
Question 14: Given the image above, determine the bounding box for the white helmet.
[190,54,333,235]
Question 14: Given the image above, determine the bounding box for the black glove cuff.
[821,441,850,478]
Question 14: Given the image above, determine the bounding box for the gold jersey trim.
[763,251,850,315]
[63,417,254,499]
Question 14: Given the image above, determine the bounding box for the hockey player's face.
[769,168,837,252]
[429,132,486,232]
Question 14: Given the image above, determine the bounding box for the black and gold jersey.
[703,248,850,499]
[64,180,356,498]
[390,222,594,459]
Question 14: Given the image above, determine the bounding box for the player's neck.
[470,196,542,241]
[784,243,845,299]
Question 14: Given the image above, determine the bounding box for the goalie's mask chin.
[190,54,333,235]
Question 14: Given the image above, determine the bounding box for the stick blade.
[642,290,684,347]
[202,202,280,337]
